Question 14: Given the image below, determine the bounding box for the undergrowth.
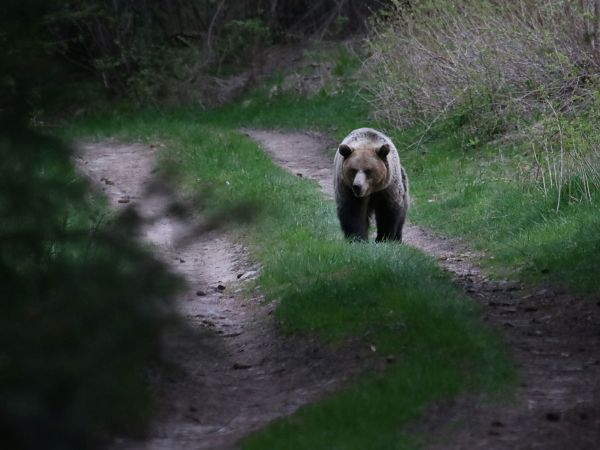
[398,117,600,293]
[365,0,600,133]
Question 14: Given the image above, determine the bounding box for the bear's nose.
[352,184,362,195]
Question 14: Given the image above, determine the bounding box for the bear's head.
[338,143,390,198]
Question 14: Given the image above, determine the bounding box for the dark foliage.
[0,117,181,449]
[2,0,387,105]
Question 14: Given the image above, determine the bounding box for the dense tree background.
[3,0,386,112]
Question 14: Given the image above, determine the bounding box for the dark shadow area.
[1,3,191,448]
[2,1,387,116]
[0,119,184,450]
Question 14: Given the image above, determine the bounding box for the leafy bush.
[217,18,272,70]
[35,0,383,107]
[364,0,600,138]
[0,120,180,450]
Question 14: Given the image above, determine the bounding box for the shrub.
[363,0,600,139]
[526,101,600,208]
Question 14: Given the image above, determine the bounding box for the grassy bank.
[397,121,600,293]
[64,104,512,449]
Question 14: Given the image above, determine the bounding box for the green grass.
[63,103,512,449]
[244,362,462,450]
[395,121,600,293]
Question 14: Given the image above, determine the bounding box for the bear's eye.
[364,169,372,177]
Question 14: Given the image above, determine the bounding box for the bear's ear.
[377,144,390,160]
[338,144,353,158]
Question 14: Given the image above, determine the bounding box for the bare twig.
[206,0,226,62]
[546,99,565,211]
[406,86,470,151]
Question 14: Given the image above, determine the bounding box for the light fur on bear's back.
[334,128,408,200]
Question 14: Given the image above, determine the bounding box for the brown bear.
[333,128,409,242]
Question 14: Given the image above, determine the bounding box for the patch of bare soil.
[244,129,600,450]
[76,141,374,450]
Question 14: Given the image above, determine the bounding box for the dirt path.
[245,129,600,450]
[76,141,370,450]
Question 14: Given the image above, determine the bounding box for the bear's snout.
[351,172,368,197]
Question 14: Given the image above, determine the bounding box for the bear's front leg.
[374,191,406,242]
[375,210,404,242]
[337,196,369,241]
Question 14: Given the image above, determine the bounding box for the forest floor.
[76,130,600,449]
